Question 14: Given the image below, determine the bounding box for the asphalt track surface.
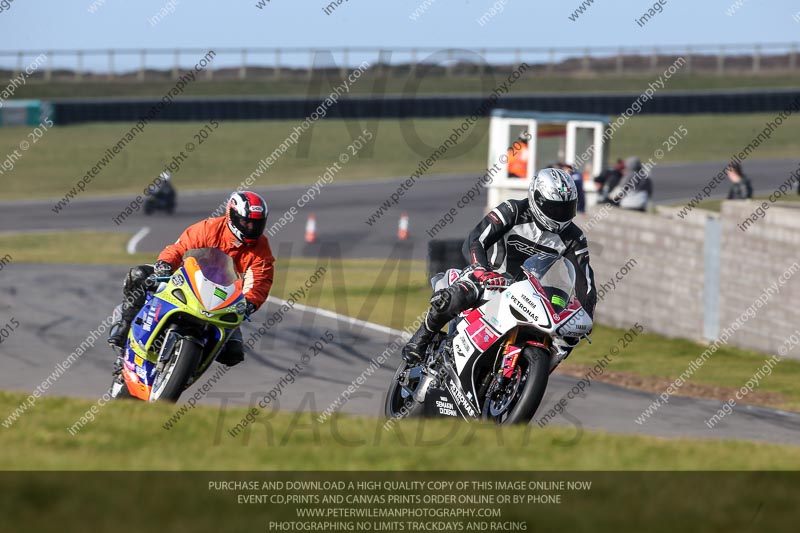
[2,262,800,446]
[2,159,800,446]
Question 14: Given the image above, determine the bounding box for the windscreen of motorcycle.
[182,248,241,310]
[521,254,576,314]
[183,248,238,285]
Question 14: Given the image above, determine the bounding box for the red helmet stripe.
[243,191,261,209]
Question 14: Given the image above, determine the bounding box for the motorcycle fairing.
[122,295,179,399]
[451,279,552,376]
[422,388,461,419]
[182,257,241,312]
[122,257,244,400]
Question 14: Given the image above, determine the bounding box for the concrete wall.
[579,201,800,359]
[718,201,800,356]
[580,206,707,342]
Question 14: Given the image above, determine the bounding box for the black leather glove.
[153,260,173,278]
[245,301,257,316]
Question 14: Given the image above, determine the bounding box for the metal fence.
[1,43,798,82]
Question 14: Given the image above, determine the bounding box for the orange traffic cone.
[397,212,409,241]
[305,214,317,243]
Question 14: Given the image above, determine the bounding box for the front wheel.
[481,346,550,424]
[149,338,202,402]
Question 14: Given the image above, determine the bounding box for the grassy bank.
[1,390,798,470]
[2,114,800,200]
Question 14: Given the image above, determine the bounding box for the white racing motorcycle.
[385,254,592,424]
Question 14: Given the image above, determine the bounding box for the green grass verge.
[3,113,800,200]
[0,230,153,265]
[1,119,487,200]
[8,73,800,99]
[608,114,800,165]
[2,390,799,470]
[4,231,800,412]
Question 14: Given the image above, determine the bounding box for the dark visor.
[232,212,267,238]
[536,193,577,223]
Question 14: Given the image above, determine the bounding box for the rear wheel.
[481,346,550,424]
[149,338,201,402]
[384,360,426,420]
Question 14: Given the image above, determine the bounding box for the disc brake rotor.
[488,368,522,417]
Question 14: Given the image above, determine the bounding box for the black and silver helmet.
[528,168,578,233]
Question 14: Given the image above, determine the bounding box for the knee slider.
[430,290,451,312]
[228,339,244,358]
[219,339,244,365]
[455,279,480,302]
[126,265,154,290]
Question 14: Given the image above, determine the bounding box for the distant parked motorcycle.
[385,254,592,424]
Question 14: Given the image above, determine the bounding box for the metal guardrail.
[0,43,798,82]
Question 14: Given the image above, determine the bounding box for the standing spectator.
[726,162,753,200]
[610,156,652,212]
[595,159,625,203]
[559,163,586,213]
[507,133,530,178]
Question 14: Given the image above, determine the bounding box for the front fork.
[496,329,520,388]
[496,330,554,385]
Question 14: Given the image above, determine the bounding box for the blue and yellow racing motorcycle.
[108,248,247,402]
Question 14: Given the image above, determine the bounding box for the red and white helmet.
[226,191,268,245]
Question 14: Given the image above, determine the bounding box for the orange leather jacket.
[507,145,529,178]
[157,217,275,310]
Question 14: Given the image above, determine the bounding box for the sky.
[1,0,799,71]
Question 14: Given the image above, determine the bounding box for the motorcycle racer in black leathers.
[403,168,597,362]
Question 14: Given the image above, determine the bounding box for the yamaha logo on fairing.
[509,293,539,322]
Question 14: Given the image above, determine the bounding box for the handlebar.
[144,275,173,290]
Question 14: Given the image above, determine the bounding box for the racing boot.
[216,328,245,367]
[107,307,136,348]
[402,283,473,364]
[402,313,440,364]
[111,355,124,380]
[108,265,153,348]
